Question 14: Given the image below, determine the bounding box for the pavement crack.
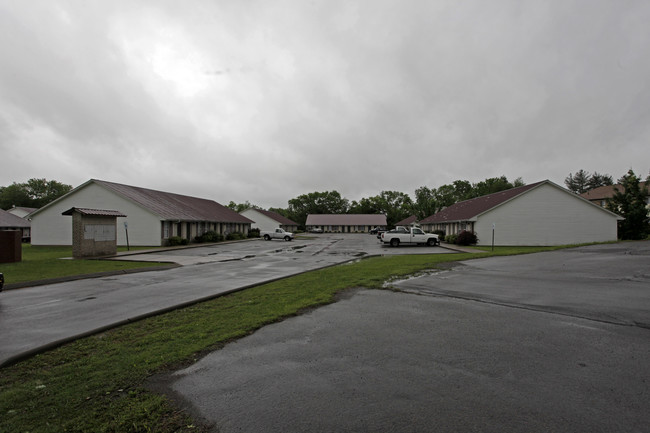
[390,287,647,330]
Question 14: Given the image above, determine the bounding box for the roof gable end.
[420,181,545,224]
[246,208,298,226]
[28,179,253,224]
[421,180,623,224]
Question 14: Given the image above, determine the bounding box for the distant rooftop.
[580,182,647,201]
[249,208,298,225]
[0,208,31,228]
[306,214,387,226]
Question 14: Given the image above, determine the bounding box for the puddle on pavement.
[272,245,307,254]
[218,255,256,262]
[383,269,447,288]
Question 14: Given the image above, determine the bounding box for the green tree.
[349,197,381,215]
[452,180,473,201]
[378,191,413,227]
[227,201,260,213]
[412,186,437,220]
[586,172,613,190]
[287,191,349,229]
[0,183,31,210]
[565,170,613,194]
[268,207,290,218]
[0,178,72,209]
[470,176,517,198]
[26,179,73,207]
[565,170,591,194]
[606,169,650,240]
[412,178,523,220]
[432,184,457,210]
[349,191,412,228]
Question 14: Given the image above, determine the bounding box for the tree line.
[230,169,649,240]
[564,168,649,240]
[3,170,647,240]
[231,176,526,229]
[0,179,73,210]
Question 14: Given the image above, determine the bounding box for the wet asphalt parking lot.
[2,237,648,432]
[0,233,449,366]
[157,241,650,433]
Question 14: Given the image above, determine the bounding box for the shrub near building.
[455,231,478,246]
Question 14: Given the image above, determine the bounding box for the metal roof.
[306,214,387,226]
[62,208,127,217]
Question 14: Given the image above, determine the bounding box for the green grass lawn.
[0,245,577,432]
[1,245,169,285]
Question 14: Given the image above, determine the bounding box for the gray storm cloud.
[0,0,648,208]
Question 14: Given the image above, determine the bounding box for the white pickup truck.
[380,226,439,247]
[261,228,294,241]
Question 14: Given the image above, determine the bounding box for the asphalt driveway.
[394,242,650,327]
[160,241,650,433]
[0,234,451,366]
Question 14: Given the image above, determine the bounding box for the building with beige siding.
[240,208,299,233]
[420,180,622,246]
[305,214,387,233]
[29,179,253,246]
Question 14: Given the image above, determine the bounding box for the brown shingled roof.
[92,180,253,223]
[253,209,298,226]
[420,181,545,224]
[0,208,31,228]
[580,182,647,201]
[395,215,418,226]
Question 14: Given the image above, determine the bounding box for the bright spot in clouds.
[150,43,209,98]
[112,13,210,99]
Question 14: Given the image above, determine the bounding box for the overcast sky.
[1,1,648,209]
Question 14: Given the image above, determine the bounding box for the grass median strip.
[0,246,571,432]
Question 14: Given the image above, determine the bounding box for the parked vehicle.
[380,226,439,247]
[310,228,323,233]
[372,227,388,238]
[261,228,294,241]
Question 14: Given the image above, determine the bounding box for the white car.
[261,228,294,241]
[380,226,439,247]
